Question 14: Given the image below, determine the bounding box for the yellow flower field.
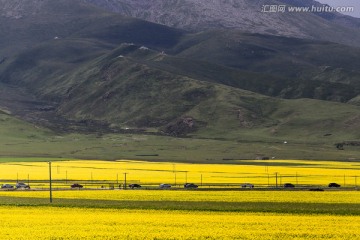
[0,190,359,204]
[0,159,359,187]
[0,159,359,239]
[0,207,359,240]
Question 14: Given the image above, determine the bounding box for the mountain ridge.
[82,0,360,47]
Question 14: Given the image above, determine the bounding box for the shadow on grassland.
[0,196,359,216]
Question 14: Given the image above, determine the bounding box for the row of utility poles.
[48,161,130,203]
[47,162,358,203]
[274,172,358,188]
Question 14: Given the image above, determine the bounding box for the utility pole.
[173,164,176,186]
[66,170,68,184]
[49,161,53,203]
[116,173,119,185]
[27,174,30,186]
[185,171,188,183]
[124,173,128,190]
[201,174,203,186]
[275,172,278,188]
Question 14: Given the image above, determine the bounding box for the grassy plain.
[0,190,359,216]
[1,108,360,162]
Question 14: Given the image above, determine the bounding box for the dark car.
[284,183,295,188]
[241,183,254,188]
[16,183,30,189]
[71,183,83,189]
[184,183,198,189]
[328,183,341,188]
[129,184,141,189]
[1,184,14,189]
[159,183,172,189]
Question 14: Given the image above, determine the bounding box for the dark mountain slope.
[0,0,183,58]
[2,41,360,144]
[1,0,359,104]
[83,0,360,47]
[171,30,360,102]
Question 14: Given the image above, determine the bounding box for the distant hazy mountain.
[82,0,360,47]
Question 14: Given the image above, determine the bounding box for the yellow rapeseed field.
[0,159,359,186]
[0,190,359,204]
[0,207,359,240]
[1,159,359,239]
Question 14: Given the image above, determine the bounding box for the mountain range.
[0,0,359,160]
[83,0,360,47]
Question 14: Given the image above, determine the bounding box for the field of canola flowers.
[0,207,359,240]
[1,189,360,204]
[0,159,359,187]
[0,159,359,239]
[0,189,359,239]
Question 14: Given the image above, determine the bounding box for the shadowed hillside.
[83,0,360,48]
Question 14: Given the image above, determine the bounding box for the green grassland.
[0,108,359,162]
[0,190,359,216]
[0,196,359,216]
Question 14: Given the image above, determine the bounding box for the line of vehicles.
[128,183,200,189]
[240,182,342,189]
[111,182,343,189]
[1,183,30,189]
[0,182,199,190]
[69,183,199,189]
[281,182,341,188]
[1,182,342,190]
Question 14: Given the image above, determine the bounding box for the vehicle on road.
[284,183,295,188]
[129,184,141,189]
[241,183,254,188]
[328,183,341,188]
[71,183,83,189]
[16,183,30,189]
[1,184,14,189]
[159,183,172,189]
[184,183,198,189]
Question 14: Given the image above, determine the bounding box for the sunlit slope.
[0,110,52,151]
